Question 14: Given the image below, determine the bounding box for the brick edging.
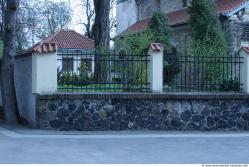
[36,92,249,100]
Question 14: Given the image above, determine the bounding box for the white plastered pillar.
[148,43,164,93]
[240,48,249,93]
[32,51,58,94]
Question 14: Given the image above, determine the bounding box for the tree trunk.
[1,0,19,124]
[93,0,110,82]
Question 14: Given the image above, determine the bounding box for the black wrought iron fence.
[163,53,243,92]
[57,51,150,92]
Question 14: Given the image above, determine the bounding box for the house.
[26,29,95,74]
[116,0,249,55]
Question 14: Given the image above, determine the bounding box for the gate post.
[240,47,249,93]
[148,43,164,93]
[32,43,58,94]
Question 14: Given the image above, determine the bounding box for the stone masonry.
[37,94,249,131]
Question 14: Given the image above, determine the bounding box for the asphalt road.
[0,126,249,164]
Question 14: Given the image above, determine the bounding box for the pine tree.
[149,11,172,51]
[189,0,227,56]
[188,0,228,84]
[149,12,180,84]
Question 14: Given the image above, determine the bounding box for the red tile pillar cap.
[150,43,163,52]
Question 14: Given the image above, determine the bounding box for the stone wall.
[116,0,138,34]
[116,0,187,34]
[138,0,184,20]
[37,93,249,131]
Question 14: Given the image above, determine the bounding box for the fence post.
[148,43,164,93]
[32,43,58,94]
[240,47,249,93]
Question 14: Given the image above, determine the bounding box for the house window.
[81,58,92,71]
[62,57,74,71]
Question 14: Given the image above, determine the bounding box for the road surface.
[0,125,249,164]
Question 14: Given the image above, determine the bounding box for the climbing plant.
[188,0,228,84]
[116,11,180,84]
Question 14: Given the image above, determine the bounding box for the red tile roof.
[167,7,189,26]
[216,0,248,15]
[119,0,248,36]
[32,42,58,54]
[32,29,95,51]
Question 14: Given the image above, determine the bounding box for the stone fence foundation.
[37,93,249,131]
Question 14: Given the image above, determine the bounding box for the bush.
[115,12,180,85]
[57,63,93,86]
[57,70,77,85]
[164,48,180,84]
[219,78,241,92]
[78,62,93,84]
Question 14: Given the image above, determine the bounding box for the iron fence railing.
[164,54,243,92]
[57,52,150,92]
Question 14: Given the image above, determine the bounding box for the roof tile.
[32,29,95,51]
[119,0,248,36]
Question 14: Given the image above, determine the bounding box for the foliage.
[81,0,95,38]
[189,0,227,55]
[164,48,180,84]
[188,0,228,82]
[189,0,227,56]
[78,62,93,83]
[116,12,180,84]
[58,63,93,86]
[36,0,72,39]
[117,30,154,55]
[149,11,171,52]
[12,0,72,51]
[219,78,241,92]
[57,70,75,85]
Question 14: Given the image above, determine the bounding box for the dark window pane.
[62,57,74,71]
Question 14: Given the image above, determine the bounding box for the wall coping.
[36,92,249,100]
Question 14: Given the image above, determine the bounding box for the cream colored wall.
[32,52,57,94]
[240,49,249,93]
[148,46,164,92]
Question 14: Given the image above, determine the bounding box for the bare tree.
[81,0,116,39]
[10,0,72,51]
[35,0,72,39]
[1,0,19,124]
[93,0,111,82]
[81,0,95,38]
[16,0,37,51]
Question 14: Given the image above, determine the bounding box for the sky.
[56,0,116,36]
[56,0,84,34]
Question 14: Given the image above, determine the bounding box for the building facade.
[117,0,249,55]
